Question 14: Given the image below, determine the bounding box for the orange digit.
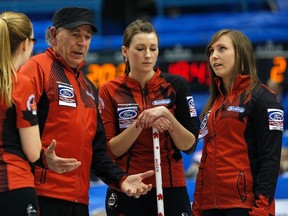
[270,56,286,83]
[98,64,117,86]
[87,63,126,88]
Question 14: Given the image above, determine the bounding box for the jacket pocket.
[237,170,247,202]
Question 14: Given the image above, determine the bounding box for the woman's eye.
[220,46,226,51]
[209,49,214,56]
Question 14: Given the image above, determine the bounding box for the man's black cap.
[52,7,97,33]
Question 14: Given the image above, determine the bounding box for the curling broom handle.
[152,127,165,216]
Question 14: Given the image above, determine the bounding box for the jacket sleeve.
[13,74,39,127]
[192,141,206,216]
[89,83,126,190]
[171,74,200,153]
[19,58,45,104]
[249,87,283,215]
[97,83,121,159]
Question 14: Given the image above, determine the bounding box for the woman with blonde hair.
[0,11,80,216]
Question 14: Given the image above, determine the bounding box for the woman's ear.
[121,46,127,58]
[21,39,28,52]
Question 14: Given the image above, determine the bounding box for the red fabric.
[249,194,275,216]
[99,68,199,188]
[192,75,282,215]
[19,48,96,205]
[0,73,37,192]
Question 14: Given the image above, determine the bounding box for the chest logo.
[58,83,76,108]
[119,109,138,119]
[59,88,74,99]
[152,99,171,106]
[117,105,138,129]
[227,106,245,113]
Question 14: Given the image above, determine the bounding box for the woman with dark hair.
[99,19,199,216]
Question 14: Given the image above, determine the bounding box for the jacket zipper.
[75,75,82,203]
[211,98,225,208]
[141,85,148,110]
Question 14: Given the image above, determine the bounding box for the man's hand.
[120,170,154,198]
[45,139,81,173]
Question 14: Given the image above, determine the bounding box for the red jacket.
[19,48,126,205]
[99,68,199,188]
[0,73,38,192]
[192,75,283,216]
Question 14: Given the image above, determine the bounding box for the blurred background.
[1,0,287,215]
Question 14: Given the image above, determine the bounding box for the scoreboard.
[85,42,288,93]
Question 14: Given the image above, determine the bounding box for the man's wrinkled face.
[53,25,93,68]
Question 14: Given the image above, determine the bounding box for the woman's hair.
[200,29,261,120]
[0,11,33,107]
[122,19,159,75]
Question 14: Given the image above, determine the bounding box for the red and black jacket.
[99,68,199,188]
[19,48,126,205]
[193,75,283,216]
[0,73,38,192]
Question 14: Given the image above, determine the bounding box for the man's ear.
[49,27,58,44]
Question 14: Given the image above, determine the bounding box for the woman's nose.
[145,50,151,58]
[211,51,218,59]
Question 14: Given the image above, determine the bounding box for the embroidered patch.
[117,104,138,129]
[86,90,95,100]
[58,83,76,108]
[98,97,104,113]
[152,99,171,106]
[227,106,245,113]
[268,108,284,131]
[107,192,117,209]
[26,94,37,115]
[187,96,197,117]
[199,111,210,138]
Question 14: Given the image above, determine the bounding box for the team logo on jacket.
[27,94,37,115]
[86,90,95,100]
[267,108,284,131]
[107,192,118,209]
[152,99,171,106]
[199,111,210,138]
[117,104,138,129]
[187,96,197,117]
[227,106,245,113]
[58,82,76,108]
[98,97,104,113]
